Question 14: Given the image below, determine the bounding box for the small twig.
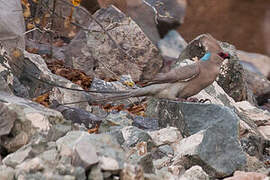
[58,0,137,64]
[50,0,57,57]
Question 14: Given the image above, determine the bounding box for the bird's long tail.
[90,86,156,104]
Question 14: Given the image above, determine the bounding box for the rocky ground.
[1,0,270,180]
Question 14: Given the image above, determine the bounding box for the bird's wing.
[149,62,200,84]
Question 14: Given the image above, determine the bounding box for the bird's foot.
[176,97,211,103]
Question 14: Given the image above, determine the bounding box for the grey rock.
[0,166,15,180]
[148,127,182,146]
[172,127,246,178]
[0,46,29,97]
[138,153,155,174]
[158,145,174,157]
[0,1,25,52]
[85,6,163,82]
[153,156,171,170]
[47,123,72,141]
[73,139,99,170]
[158,30,187,59]
[56,164,85,180]
[0,92,63,152]
[237,50,270,77]
[0,75,13,93]
[99,111,133,133]
[218,42,252,102]
[0,103,16,136]
[120,163,144,180]
[132,116,159,130]
[88,164,103,180]
[143,0,186,40]
[56,131,98,169]
[121,126,154,149]
[3,146,32,168]
[51,102,102,129]
[16,157,45,173]
[39,148,58,162]
[146,99,246,177]
[90,77,140,106]
[179,166,209,180]
[57,131,125,170]
[144,169,176,180]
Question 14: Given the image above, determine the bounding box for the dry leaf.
[27,22,35,30]
[71,0,81,6]
[32,92,50,107]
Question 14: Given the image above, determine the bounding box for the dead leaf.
[32,92,50,107]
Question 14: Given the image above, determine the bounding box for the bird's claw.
[184,98,212,103]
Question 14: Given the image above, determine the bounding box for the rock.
[73,140,99,170]
[148,127,182,146]
[121,126,154,149]
[237,50,270,78]
[138,153,155,174]
[90,77,140,106]
[0,166,15,180]
[0,75,13,94]
[147,100,246,178]
[23,51,91,109]
[234,101,270,158]
[56,131,125,170]
[99,156,120,171]
[16,157,45,173]
[0,92,64,152]
[142,0,187,39]
[158,30,187,59]
[51,102,102,129]
[153,156,171,170]
[0,46,29,98]
[88,164,103,180]
[132,116,159,130]
[172,128,246,178]
[0,103,16,136]
[0,1,25,52]
[157,145,174,158]
[241,66,270,105]
[224,171,268,180]
[39,148,58,162]
[235,101,270,131]
[168,165,185,176]
[144,169,176,180]
[56,131,99,169]
[47,123,72,141]
[99,111,133,133]
[120,163,144,180]
[218,42,252,102]
[179,166,209,180]
[56,164,86,180]
[192,81,236,108]
[3,146,32,168]
[85,6,163,82]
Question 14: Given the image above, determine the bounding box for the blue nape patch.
[200,52,211,61]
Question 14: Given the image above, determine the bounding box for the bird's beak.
[218,52,230,60]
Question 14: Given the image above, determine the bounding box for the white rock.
[148,127,182,146]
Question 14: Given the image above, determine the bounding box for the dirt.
[178,0,270,56]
